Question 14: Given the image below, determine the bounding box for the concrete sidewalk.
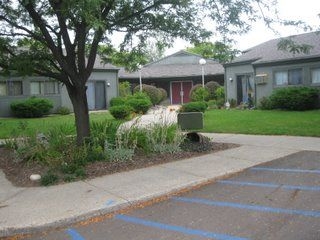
[1,134,320,237]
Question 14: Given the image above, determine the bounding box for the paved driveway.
[23,150,320,240]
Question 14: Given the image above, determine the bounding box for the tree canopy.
[0,0,285,144]
[187,41,240,63]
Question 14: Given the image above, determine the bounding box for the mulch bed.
[0,142,240,188]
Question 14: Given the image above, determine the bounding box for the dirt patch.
[0,142,239,188]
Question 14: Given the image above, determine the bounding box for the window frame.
[311,67,320,85]
[0,80,23,96]
[274,68,303,86]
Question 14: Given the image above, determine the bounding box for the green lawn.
[203,109,320,137]
[0,112,113,139]
[1,109,320,139]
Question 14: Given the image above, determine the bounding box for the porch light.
[199,58,206,87]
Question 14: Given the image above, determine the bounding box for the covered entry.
[171,81,192,104]
[236,74,254,106]
[86,81,107,110]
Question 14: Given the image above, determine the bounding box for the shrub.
[269,87,319,111]
[258,97,273,110]
[158,88,168,102]
[109,105,132,119]
[127,98,152,114]
[56,106,70,115]
[11,97,53,118]
[180,101,207,113]
[207,100,218,109]
[189,84,209,102]
[110,97,126,107]
[205,81,221,100]
[133,84,162,105]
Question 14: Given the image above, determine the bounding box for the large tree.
[0,0,280,144]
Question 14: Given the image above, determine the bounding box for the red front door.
[171,81,193,104]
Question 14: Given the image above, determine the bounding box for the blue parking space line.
[218,180,320,191]
[173,197,320,218]
[251,167,320,174]
[66,228,86,240]
[115,214,250,240]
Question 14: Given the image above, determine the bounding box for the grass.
[0,112,113,139]
[1,109,320,139]
[203,109,320,137]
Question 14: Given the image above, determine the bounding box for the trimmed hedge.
[180,101,208,113]
[205,81,221,100]
[127,98,152,114]
[109,105,132,120]
[133,84,162,105]
[11,97,53,118]
[110,97,126,107]
[269,87,319,111]
[189,84,209,102]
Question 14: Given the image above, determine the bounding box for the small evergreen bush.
[110,97,126,107]
[180,101,207,113]
[109,105,132,119]
[189,84,209,102]
[269,87,319,111]
[133,84,162,105]
[158,88,168,102]
[127,98,152,114]
[258,97,273,110]
[119,81,132,97]
[11,97,53,118]
[205,81,221,100]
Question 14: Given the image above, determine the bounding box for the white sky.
[165,0,320,55]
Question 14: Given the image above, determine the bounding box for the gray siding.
[225,64,254,102]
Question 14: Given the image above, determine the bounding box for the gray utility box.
[177,112,203,130]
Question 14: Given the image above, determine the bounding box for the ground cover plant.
[0,119,237,187]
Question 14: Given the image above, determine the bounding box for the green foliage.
[187,41,240,63]
[190,84,210,102]
[180,101,208,113]
[258,97,273,110]
[41,171,59,186]
[127,98,152,114]
[215,86,225,100]
[56,106,71,115]
[133,84,162,105]
[158,88,168,102]
[109,105,132,120]
[119,81,132,97]
[269,87,319,111]
[10,97,53,118]
[207,100,218,109]
[110,97,127,107]
[205,81,221,100]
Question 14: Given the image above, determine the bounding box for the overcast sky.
[165,0,320,55]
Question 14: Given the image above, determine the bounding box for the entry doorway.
[86,81,106,110]
[236,75,254,106]
[171,81,192,104]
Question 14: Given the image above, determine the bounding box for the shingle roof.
[93,55,119,70]
[119,50,224,79]
[228,31,320,66]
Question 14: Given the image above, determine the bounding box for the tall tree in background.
[187,41,240,63]
[0,0,283,145]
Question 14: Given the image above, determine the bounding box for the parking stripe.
[115,214,250,240]
[219,180,320,191]
[66,229,86,240]
[251,167,320,174]
[173,197,320,218]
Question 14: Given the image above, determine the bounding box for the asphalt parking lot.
[22,151,320,240]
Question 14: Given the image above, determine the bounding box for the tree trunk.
[67,84,90,145]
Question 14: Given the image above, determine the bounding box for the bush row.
[11,97,53,118]
[259,87,320,111]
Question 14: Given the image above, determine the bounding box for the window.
[0,81,23,96]
[0,82,7,96]
[274,69,302,86]
[275,71,288,85]
[31,81,59,95]
[311,68,320,84]
[30,81,44,95]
